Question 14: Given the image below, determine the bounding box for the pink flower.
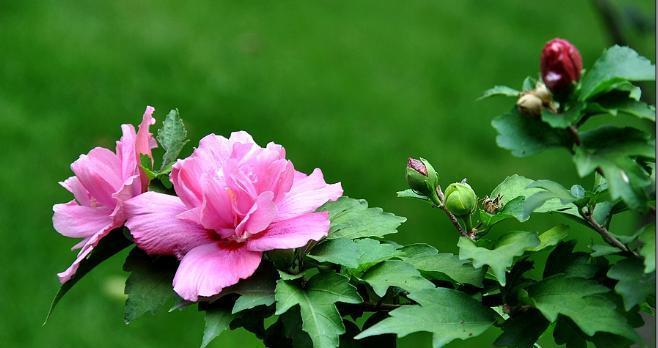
[53,107,157,283]
[124,132,342,301]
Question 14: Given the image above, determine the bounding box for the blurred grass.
[0,0,654,347]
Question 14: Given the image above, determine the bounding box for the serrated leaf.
[308,238,400,271]
[607,258,656,311]
[494,308,549,348]
[201,307,233,348]
[573,126,654,208]
[45,228,132,323]
[528,276,638,341]
[458,231,540,285]
[528,225,569,252]
[591,244,621,257]
[590,99,656,122]
[580,46,655,101]
[319,197,406,240]
[361,260,435,297]
[156,109,189,172]
[275,272,362,348]
[355,288,498,347]
[123,247,178,324]
[638,224,655,273]
[522,180,578,220]
[479,86,520,100]
[400,244,484,287]
[491,108,571,157]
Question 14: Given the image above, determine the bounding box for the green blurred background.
[0,0,654,347]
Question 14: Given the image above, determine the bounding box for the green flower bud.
[444,182,477,216]
[406,157,439,199]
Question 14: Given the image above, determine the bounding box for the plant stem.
[580,207,639,257]
[434,186,470,238]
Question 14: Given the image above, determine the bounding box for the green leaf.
[45,228,132,323]
[201,307,233,348]
[579,46,655,101]
[591,244,621,257]
[361,260,435,297]
[521,76,538,91]
[494,309,549,348]
[573,126,654,208]
[123,247,177,324]
[232,293,275,314]
[400,244,484,287]
[355,288,498,347]
[396,189,432,203]
[528,276,638,341]
[591,99,656,122]
[319,197,406,240]
[478,86,520,100]
[264,308,313,348]
[553,315,588,348]
[528,225,569,252]
[491,108,570,157]
[489,175,578,223]
[607,258,656,311]
[275,272,362,348]
[308,238,400,271]
[458,231,540,285]
[541,103,585,129]
[156,109,189,172]
[522,180,579,220]
[638,224,656,273]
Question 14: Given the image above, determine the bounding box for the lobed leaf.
[607,258,656,311]
[319,197,406,240]
[400,244,484,287]
[528,276,638,341]
[361,260,435,297]
[579,46,655,101]
[458,231,540,285]
[123,247,178,324]
[491,108,570,157]
[355,288,498,347]
[308,238,400,272]
[275,272,362,348]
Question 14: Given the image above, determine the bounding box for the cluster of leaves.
[47,45,655,348]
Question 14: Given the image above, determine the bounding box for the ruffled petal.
[57,218,120,283]
[71,147,122,207]
[246,211,329,252]
[173,243,262,301]
[60,176,91,206]
[235,191,277,239]
[275,169,343,221]
[52,201,114,238]
[125,192,212,258]
[171,156,205,208]
[135,105,157,158]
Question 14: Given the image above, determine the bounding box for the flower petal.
[246,211,329,252]
[60,176,91,207]
[173,243,262,301]
[124,192,211,258]
[71,147,122,207]
[52,201,114,238]
[135,105,157,158]
[235,191,277,238]
[275,168,343,221]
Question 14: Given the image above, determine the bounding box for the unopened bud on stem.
[406,157,439,201]
[444,182,477,217]
[541,38,582,96]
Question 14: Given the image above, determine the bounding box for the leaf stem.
[579,207,639,257]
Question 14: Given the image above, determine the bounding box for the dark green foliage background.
[0,0,654,347]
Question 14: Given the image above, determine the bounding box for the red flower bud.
[540,38,583,95]
[407,157,428,176]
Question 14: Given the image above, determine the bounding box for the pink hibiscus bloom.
[53,106,157,283]
[124,131,342,301]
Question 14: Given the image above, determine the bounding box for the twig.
[580,207,639,257]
